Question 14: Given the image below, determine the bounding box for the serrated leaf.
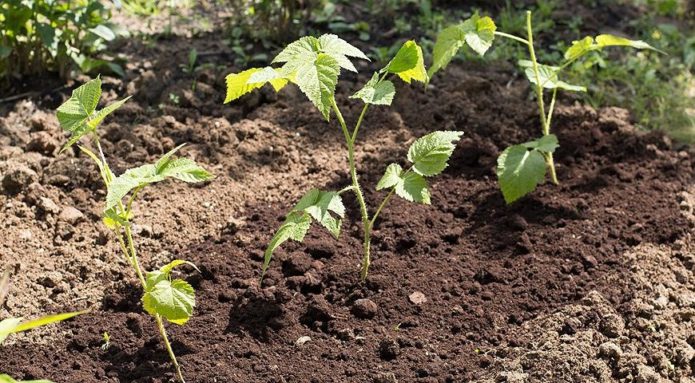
[407,131,464,176]
[292,53,340,120]
[387,41,428,84]
[224,67,288,103]
[462,13,496,56]
[160,260,200,276]
[595,34,661,52]
[292,189,344,238]
[262,212,312,276]
[429,25,467,77]
[350,73,395,105]
[273,36,320,64]
[86,96,131,130]
[496,144,547,204]
[377,163,403,190]
[523,134,559,153]
[521,61,587,92]
[318,34,369,72]
[395,172,430,204]
[142,277,195,325]
[105,147,212,210]
[57,77,102,133]
[0,374,53,383]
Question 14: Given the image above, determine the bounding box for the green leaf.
[395,172,430,204]
[564,34,664,62]
[564,36,595,61]
[224,67,288,103]
[89,25,116,41]
[292,189,345,238]
[86,96,132,130]
[57,77,102,133]
[428,25,467,78]
[262,212,312,276]
[273,36,320,65]
[519,61,587,92]
[273,34,368,73]
[462,13,496,56]
[523,134,559,153]
[318,34,369,72]
[105,146,212,210]
[350,73,395,106]
[377,163,404,190]
[10,311,86,334]
[428,13,496,77]
[292,53,340,120]
[496,144,548,204]
[160,259,200,276]
[0,374,53,383]
[387,41,428,84]
[142,276,195,325]
[407,131,464,176]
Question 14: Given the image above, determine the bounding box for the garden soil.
[1,7,694,383]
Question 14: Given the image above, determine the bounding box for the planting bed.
[1,6,694,383]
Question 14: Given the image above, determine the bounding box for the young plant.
[56,77,213,382]
[225,34,463,280]
[428,11,661,203]
[0,270,86,383]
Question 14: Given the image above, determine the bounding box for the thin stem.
[545,88,558,135]
[494,31,529,45]
[525,11,548,131]
[351,103,370,144]
[330,98,371,281]
[156,314,185,383]
[124,222,147,289]
[370,189,394,228]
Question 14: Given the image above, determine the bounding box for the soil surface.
[1,3,694,383]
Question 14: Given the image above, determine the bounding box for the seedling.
[225,34,463,280]
[56,77,213,382]
[0,270,85,383]
[428,11,661,203]
[101,331,111,351]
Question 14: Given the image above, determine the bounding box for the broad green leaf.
[407,131,464,176]
[273,36,319,65]
[318,34,369,72]
[89,25,116,41]
[86,96,132,130]
[395,172,430,204]
[429,25,467,77]
[0,374,53,383]
[0,318,22,344]
[350,73,395,106]
[496,144,547,204]
[564,36,595,61]
[461,13,496,56]
[428,13,496,77]
[520,61,587,92]
[387,41,428,84]
[224,67,288,103]
[57,78,102,133]
[273,34,367,73]
[292,189,344,238]
[377,163,404,190]
[142,277,195,325]
[262,212,312,276]
[105,147,212,210]
[292,53,340,120]
[523,134,559,153]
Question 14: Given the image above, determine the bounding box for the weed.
[56,77,213,382]
[224,34,462,280]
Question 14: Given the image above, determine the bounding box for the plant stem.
[330,98,372,280]
[493,31,529,45]
[156,313,185,383]
[525,10,558,185]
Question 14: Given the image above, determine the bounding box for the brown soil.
[1,3,694,383]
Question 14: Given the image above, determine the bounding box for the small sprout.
[101,331,111,351]
[227,34,463,280]
[430,11,661,203]
[56,77,212,383]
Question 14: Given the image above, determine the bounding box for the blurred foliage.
[0,0,126,85]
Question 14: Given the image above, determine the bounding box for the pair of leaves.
[351,40,428,106]
[564,34,664,62]
[496,134,559,204]
[263,189,345,276]
[142,260,199,325]
[429,13,497,77]
[518,60,587,92]
[377,131,464,204]
[105,144,213,211]
[56,77,131,150]
[0,311,86,345]
[225,34,369,120]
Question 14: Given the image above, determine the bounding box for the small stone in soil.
[352,298,378,319]
[295,336,311,346]
[409,291,427,305]
[2,164,38,194]
[379,338,400,360]
[59,206,84,225]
